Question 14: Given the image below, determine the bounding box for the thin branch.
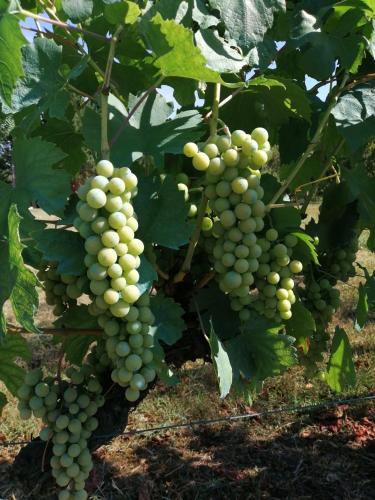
[209,83,221,137]
[295,173,338,193]
[101,25,123,159]
[17,9,110,42]
[173,195,208,284]
[67,83,95,101]
[300,138,345,216]
[205,84,245,121]
[195,270,215,289]
[267,73,350,207]
[110,76,164,147]
[8,324,102,336]
[267,202,301,209]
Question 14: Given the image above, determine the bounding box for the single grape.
[192,152,210,171]
[96,159,114,177]
[183,142,199,157]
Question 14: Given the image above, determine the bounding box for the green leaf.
[134,176,193,249]
[342,166,375,227]
[0,13,25,106]
[0,334,31,395]
[55,305,98,364]
[137,255,157,295]
[326,327,356,393]
[193,0,219,29]
[331,84,375,152]
[226,317,296,387]
[13,136,69,216]
[82,92,204,166]
[195,29,248,73]
[150,293,185,345]
[8,204,39,334]
[355,275,375,331]
[146,13,222,82]
[31,118,85,176]
[193,281,240,341]
[270,207,301,236]
[11,38,67,116]
[208,0,286,53]
[61,0,93,22]
[219,76,311,133]
[280,157,325,193]
[285,300,315,353]
[292,231,319,265]
[32,228,85,276]
[209,323,233,398]
[104,0,140,24]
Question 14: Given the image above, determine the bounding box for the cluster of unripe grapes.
[37,262,87,316]
[304,278,341,324]
[98,292,156,402]
[74,159,143,318]
[184,128,270,311]
[184,128,302,322]
[17,364,105,500]
[250,233,302,322]
[183,127,271,173]
[322,239,358,282]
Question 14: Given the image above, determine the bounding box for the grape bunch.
[17,365,105,500]
[99,292,156,402]
[304,278,341,324]
[183,128,271,315]
[74,159,143,318]
[322,239,358,282]
[250,232,302,322]
[37,262,87,316]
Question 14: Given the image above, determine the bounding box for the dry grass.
[0,207,374,499]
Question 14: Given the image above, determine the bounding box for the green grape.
[192,152,210,171]
[183,142,199,157]
[251,127,268,145]
[86,188,107,209]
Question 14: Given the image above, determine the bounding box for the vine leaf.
[208,0,286,53]
[137,255,157,295]
[331,84,375,152]
[61,0,94,22]
[146,13,222,83]
[0,13,25,106]
[342,166,375,228]
[10,38,69,118]
[150,293,185,346]
[134,176,193,249]
[355,274,375,331]
[55,305,98,365]
[195,29,248,73]
[0,334,31,398]
[271,207,301,236]
[326,327,356,393]
[207,309,296,397]
[149,293,185,386]
[32,228,86,276]
[292,232,319,265]
[13,136,69,217]
[285,300,315,353]
[104,0,140,24]
[82,92,204,166]
[209,324,233,398]
[8,204,40,335]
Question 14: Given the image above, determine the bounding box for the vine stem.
[16,8,109,42]
[101,25,123,159]
[173,195,208,284]
[7,324,102,336]
[209,83,221,137]
[300,138,345,217]
[267,73,350,207]
[110,76,164,147]
[205,84,244,121]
